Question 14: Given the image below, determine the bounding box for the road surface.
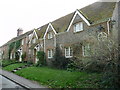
[0,75,26,89]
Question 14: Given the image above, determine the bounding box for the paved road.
[0,75,26,89]
[0,69,48,89]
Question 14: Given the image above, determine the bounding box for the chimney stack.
[17,28,23,36]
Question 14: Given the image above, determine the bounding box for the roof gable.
[43,23,57,39]
[29,29,39,43]
[67,10,91,32]
[36,24,48,39]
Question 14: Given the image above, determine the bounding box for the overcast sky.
[0,0,101,46]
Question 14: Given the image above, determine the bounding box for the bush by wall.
[8,40,21,59]
[15,52,19,61]
[8,42,15,59]
[21,52,26,61]
[36,51,46,66]
[2,60,19,67]
[67,57,84,72]
[52,44,69,69]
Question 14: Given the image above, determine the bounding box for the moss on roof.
[29,43,37,49]
[51,12,74,33]
[80,2,116,25]
[36,24,48,39]
[29,39,40,49]
[1,2,116,48]
[3,30,33,47]
[48,2,116,33]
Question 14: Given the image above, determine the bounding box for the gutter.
[107,18,111,35]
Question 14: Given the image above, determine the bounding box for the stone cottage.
[0,28,33,62]
[0,1,118,66]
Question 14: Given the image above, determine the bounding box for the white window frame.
[32,38,36,44]
[40,44,43,48]
[29,34,32,40]
[36,44,40,51]
[48,49,53,59]
[82,44,91,57]
[28,49,31,54]
[65,47,73,58]
[74,22,83,32]
[22,39,24,45]
[26,37,28,44]
[48,32,53,39]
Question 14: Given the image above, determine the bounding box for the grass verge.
[3,63,26,71]
[15,66,102,88]
[2,60,18,67]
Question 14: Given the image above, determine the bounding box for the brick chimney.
[17,28,23,36]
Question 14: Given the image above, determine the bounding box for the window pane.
[48,49,53,58]
[22,39,24,45]
[65,47,73,57]
[84,44,91,56]
[48,50,50,57]
[50,32,53,38]
[74,22,83,32]
[80,22,83,30]
[65,48,69,56]
[70,47,73,56]
[48,33,50,39]
[48,32,53,39]
[76,24,79,31]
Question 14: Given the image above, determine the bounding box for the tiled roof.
[23,2,117,40]
[51,12,74,33]
[1,2,116,48]
[0,30,33,47]
[80,2,116,25]
[51,2,116,33]
[36,24,48,39]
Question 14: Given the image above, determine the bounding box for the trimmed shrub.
[36,51,46,66]
[2,60,18,67]
[27,61,33,65]
[21,52,26,61]
[84,60,105,73]
[52,44,69,69]
[67,57,84,72]
[100,60,119,88]
[15,52,19,61]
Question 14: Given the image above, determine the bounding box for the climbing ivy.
[8,42,15,59]
[8,39,21,59]
[15,40,21,49]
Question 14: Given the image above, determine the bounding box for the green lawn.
[15,66,102,88]
[3,63,26,71]
[2,60,18,67]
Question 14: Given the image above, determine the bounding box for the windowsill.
[65,56,73,58]
[48,57,53,59]
[48,37,53,40]
[73,30,84,33]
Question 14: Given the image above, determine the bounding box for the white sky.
[0,0,99,46]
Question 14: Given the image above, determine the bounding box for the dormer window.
[48,32,53,39]
[74,22,83,32]
[22,39,24,45]
[29,34,32,40]
[32,38,36,43]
